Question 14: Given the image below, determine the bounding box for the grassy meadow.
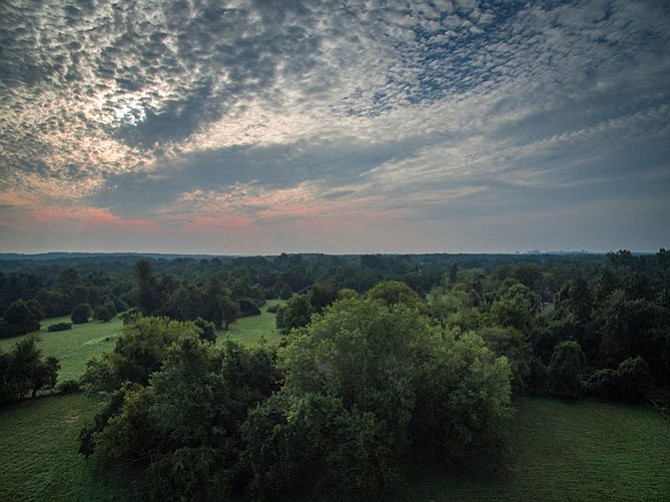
[385,397,670,501]
[0,301,283,384]
[0,316,124,383]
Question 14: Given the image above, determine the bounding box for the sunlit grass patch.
[218,299,283,347]
[0,316,124,383]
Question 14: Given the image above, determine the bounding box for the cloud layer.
[1,0,669,253]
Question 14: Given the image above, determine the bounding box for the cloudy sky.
[1,0,668,254]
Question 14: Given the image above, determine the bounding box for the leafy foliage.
[246,298,512,494]
[48,321,72,332]
[1,299,41,338]
[0,335,60,404]
[71,303,92,324]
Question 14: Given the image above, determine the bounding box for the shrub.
[2,300,41,337]
[239,298,261,317]
[57,379,81,394]
[94,304,115,322]
[71,303,92,324]
[587,356,653,401]
[48,322,73,332]
[547,340,585,398]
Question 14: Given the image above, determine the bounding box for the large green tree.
[246,297,512,494]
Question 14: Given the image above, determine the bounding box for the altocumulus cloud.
[0,0,669,253]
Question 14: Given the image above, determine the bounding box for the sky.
[0,0,669,255]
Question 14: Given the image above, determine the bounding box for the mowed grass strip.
[0,316,123,383]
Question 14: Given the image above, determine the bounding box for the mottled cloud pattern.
[1,0,668,253]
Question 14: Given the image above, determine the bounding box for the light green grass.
[0,394,141,501]
[0,316,124,383]
[217,299,283,347]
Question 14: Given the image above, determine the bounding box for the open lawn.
[0,316,124,383]
[0,302,282,386]
[2,396,668,501]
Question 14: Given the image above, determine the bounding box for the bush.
[94,304,115,322]
[587,356,653,401]
[266,304,279,313]
[71,303,92,324]
[547,340,585,398]
[239,298,261,317]
[2,300,41,337]
[48,322,73,332]
[57,379,81,394]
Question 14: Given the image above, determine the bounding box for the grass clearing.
[0,316,124,383]
[384,397,670,501]
[217,299,283,347]
[0,393,140,501]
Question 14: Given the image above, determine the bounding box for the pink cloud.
[21,206,161,233]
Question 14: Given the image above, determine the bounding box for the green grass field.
[0,302,283,385]
[0,316,124,383]
[0,393,140,501]
[384,397,670,501]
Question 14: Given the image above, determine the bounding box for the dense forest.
[0,250,669,498]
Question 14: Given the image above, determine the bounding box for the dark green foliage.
[366,280,421,308]
[276,294,313,335]
[239,298,261,317]
[490,281,535,333]
[57,379,81,394]
[307,281,338,312]
[0,335,60,404]
[247,298,512,494]
[478,326,534,393]
[94,303,115,322]
[194,317,217,343]
[71,303,92,324]
[547,341,585,398]
[136,259,160,315]
[80,317,203,392]
[587,356,653,401]
[279,283,293,300]
[48,322,72,332]
[0,319,11,338]
[80,329,281,500]
[2,299,41,337]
